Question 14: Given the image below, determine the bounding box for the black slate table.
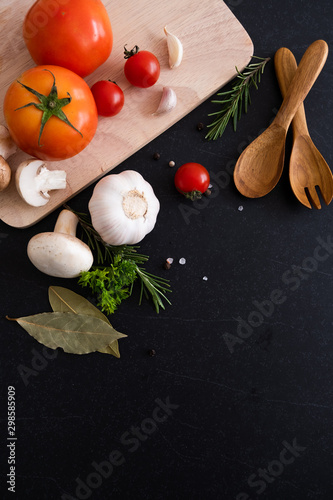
[1,1,333,499]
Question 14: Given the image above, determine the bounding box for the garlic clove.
[153,86,177,115]
[164,26,183,69]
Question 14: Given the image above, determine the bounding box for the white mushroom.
[16,158,67,207]
[0,157,11,192]
[27,209,94,278]
[0,124,17,191]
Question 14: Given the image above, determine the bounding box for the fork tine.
[297,188,312,209]
[305,186,321,209]
[319,179,333,206]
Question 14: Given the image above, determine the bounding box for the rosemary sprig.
[205,56,270,141]
[136,267,171,312]
[64,205,171,314]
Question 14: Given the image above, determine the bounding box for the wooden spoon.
[274,47,333,209]
[233,40,329,198]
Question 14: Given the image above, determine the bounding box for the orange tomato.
[3,65,98,161]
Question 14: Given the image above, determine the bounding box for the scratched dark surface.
[1,1,333,499]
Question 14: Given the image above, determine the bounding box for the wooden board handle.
[274,40,328,131]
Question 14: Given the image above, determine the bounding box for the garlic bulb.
[153,87,177,115]
[88,170,160,246]
[164,26,183,68]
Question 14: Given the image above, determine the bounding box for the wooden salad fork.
[274,46,333,209]
[233,40,328,199]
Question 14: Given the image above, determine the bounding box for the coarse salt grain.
[203,276,208,281]
[179,258,186,265]
[238,205,244,212]
[166,257,174,264]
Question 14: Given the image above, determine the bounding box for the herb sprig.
[205,56,270,141]
[65,206,171,314]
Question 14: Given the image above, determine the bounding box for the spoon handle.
[273,40,328,131]
[274,47,309,137]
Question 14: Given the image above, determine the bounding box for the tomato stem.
[15,69,83,147]
[182,190,203,201]
[124,45,139,59]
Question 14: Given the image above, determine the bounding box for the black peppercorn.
[148,349,156,357]
[153,152,160,160]
[197,122,204,131]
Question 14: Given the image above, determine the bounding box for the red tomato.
[3,65,98,161]
[174,163,210,200]
[91,81,125,117]
[23,0,113,78]
[124,46,160,88]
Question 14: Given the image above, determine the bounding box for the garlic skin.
[88,170,160,246]
[164,26,183,68]
[153,87,177,115]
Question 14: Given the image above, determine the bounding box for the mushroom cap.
[27,232,93,278]
[0,124,17,159]
[0,157,11,192]
[16,159,49,207]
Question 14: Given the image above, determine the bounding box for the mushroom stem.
[54,209,79,237]
[36,167,67,195]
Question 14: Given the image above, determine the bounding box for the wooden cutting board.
[0,0,253,228]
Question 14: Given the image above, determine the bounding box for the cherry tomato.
[124,46,160,88]
[3,65,98,161]
[23,0,113,78]
[174,163,210,200]
[91,81,125,117]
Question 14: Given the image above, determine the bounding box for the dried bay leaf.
[10,312,127,355]
[49,286,108,322]
[98,342,120,358]
[98,340,120,358]
[48,286,122,358]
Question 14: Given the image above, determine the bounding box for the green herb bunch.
[205,56,270,141]
[65,206,171,314]
[79,257,138,314]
